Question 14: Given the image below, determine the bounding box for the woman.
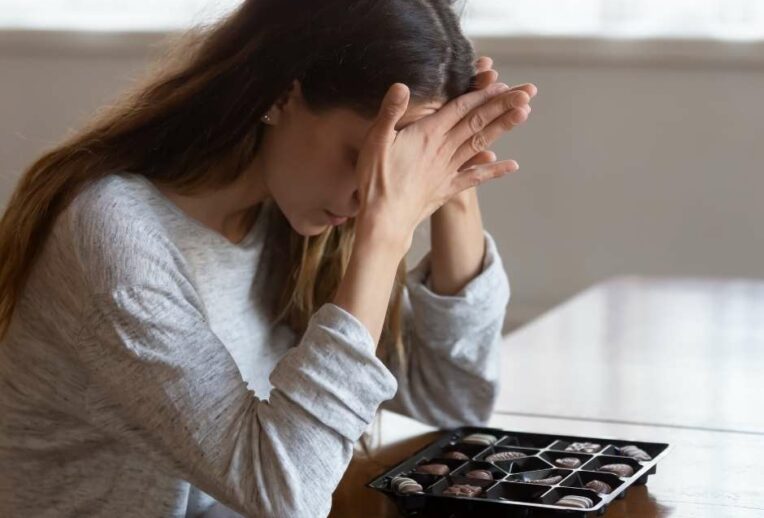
[0,0,535,516]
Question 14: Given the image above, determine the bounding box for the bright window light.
[1,0,763,41]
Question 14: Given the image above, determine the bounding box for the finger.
[471,69,499,92]
[433,82,512,135]
[510,82,538,98]
[449,103,530,169]
[445,88,529,158]
[369,83,410,146]
[452,159,520,194]
[458,150,496,171]
[475,56,494,72]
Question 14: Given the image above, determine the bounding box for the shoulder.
[53,173,191,294]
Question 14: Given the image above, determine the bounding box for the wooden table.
[331,276,764,517]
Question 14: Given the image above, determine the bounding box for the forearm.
[333,221,408,347]
[429,188,486,295]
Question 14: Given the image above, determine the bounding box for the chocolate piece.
[618,445,652,461]
[465,469,493,481]
[564,442,602,453]
[391,476,423,494]
[555,495,594,509]
[442,451,469,461]
[529,475,563,485]
[462,433,498,446]
[442,484,482,497]
[554,457,582,469]
[585,479,613,494]
[485,451,526,463]
[599,463,634,477]
[415,463,450,476]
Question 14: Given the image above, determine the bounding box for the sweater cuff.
[405,229,511,344]
[269,302,398,441]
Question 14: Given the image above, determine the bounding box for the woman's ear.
[266,80,303,125]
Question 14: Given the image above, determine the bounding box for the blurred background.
[1,0,763,332]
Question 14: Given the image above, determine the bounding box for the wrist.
[354,215,412,260]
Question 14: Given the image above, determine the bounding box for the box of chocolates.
[367,426,670,517]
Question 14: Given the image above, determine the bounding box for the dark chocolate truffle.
[585,479,613,494]
[442,451,469,461]
[598,463,634,477]
[391,476,423,494]
[462,433,498,446]
[415,463,450,476]
[485,451,526,463]
[465,469,493,481]
[564,442,602,453]
[442,484,483,497]
[618,445,652,461]
[530,475,563,485]
[554,457,582,469]
[555,495,594,509]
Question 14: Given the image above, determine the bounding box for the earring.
[261,113,272,124]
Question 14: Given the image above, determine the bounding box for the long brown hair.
[0,0,478,372]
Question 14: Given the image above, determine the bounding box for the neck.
[151,158,270,243]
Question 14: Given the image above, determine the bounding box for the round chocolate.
[442,483,482,497]
[618,445,652,461]
[442,450,469,461]
[391,476,423,495]
[415,463,450,476]
[554,457,582,469]
[598,463,634,477]
[564,442,602,453]
[485,451,526,463]
[461,433,498,446]
[555,495,594,509]
[465,469,493,481]
[585,479,613,494]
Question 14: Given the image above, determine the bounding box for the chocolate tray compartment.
[412,457,466,476]
[580,455,644,479]
[498,455,554,474]
[474,445,540,464]
[451,461,508,482]
[484,481,550,503]
[541,487,604,511]
[561,470,626,498]
[601,443,657,461]
[494,434,556,449]
[505,468,572,485]
[438,442,491,460]
[540,450,593,470]
[388,472,443,493]
[548,439,606,454]
[427,475,496,498]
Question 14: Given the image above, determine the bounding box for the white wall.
[2,31,763,331]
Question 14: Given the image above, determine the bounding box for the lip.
[325,210,349,225]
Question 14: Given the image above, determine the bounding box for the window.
[2,0,763,41]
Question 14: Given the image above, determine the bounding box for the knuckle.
[470,132,487,153]
[454,98,470,118]
[468,112,486,133]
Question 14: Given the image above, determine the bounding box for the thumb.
[370,83,410,145]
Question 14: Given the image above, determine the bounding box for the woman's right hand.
[354,81,530,254]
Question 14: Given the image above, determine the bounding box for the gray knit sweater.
[0,172,510,518]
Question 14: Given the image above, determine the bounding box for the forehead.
[327,101,445,144]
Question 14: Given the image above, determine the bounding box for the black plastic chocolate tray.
[366,426,670,517]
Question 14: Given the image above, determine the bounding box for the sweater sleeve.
[380,229,510,427]
[67,207,397,518]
